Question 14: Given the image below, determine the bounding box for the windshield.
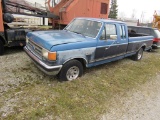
[65,19,102,38]
[154,29,160,38]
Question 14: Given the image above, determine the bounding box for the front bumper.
[24,46,62,75]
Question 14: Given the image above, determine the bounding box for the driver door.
[95,23,118,61]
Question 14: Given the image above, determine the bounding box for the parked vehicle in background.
[152,11,160,30]
[0,0,57,55]
[128,26,160,50]
[24,18,153,81]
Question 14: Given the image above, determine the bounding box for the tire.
[58,60,83,81]
[146,48,152,52]
[132,48,143,61]
[0,40,4,55]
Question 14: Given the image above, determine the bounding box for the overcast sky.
[29,0,160,22]
[118,0,160,22]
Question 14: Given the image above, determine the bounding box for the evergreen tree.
[109,0,118,19]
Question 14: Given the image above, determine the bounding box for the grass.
[1,49,160,120]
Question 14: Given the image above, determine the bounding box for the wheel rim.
[138,49,143,60]
[66,66,80,81]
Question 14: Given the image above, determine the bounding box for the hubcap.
[138,49,143,60]
[66,66,79,81]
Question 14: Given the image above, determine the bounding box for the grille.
[27,39,42,59]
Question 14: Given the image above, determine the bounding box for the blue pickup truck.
[24,18,153,81]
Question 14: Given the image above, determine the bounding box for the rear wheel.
[146,49,152,52]
[132,48,143,61]
[0,40,4,55]
[58,60,83,81]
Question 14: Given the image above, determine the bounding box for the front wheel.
[132,48,143,61]
[58,60,83,81]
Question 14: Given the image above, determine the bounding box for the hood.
[27,30,86,50]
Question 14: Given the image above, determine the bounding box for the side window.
[100,24,117,40]
[120,26,123,38]
[120,25,126,39]
[122,25,126,39]
[105,24,117,39]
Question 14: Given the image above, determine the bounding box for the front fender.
[63,57,88,66]
[57,47,96,66]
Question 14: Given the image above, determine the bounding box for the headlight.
[42,48,48,59]
[42,48,57,61]
[26,37,29,43]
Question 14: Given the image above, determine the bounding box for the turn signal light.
[42,48,57,61]
[48,52,57,61]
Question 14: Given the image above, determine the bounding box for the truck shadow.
[4,46,24,55]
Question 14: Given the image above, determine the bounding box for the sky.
[29,0,160,22]
[118,0,160,22]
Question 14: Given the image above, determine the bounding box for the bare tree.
[131,9,137,19]
[118,11,126,20]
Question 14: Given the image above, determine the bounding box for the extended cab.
[24,18,153,81]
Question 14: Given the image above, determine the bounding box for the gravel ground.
[101,75,160,120]
[0,47,57,95]
[0,47,40,95]
[0,47,58,118]
[0,47,160,119]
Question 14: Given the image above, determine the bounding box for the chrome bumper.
[24,46,62,75]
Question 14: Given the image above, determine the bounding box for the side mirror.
[110,35,117,40]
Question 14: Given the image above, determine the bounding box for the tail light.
[153,38,160,42]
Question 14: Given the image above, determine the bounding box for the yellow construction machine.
[153,11,160,30]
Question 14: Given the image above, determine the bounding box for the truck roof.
[76,17,125,24]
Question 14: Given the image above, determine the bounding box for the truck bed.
[128,32,148,37]
[127,33,153,52]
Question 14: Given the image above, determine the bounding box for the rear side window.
[122,26,126,38]
[120,25,126,39]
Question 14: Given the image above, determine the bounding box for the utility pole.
[140,11,146,23]
[52,0,54,7]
